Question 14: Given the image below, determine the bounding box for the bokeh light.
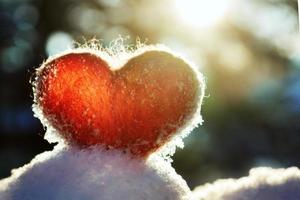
[46,31,73,56]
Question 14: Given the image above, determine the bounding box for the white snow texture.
[0,145,191,200]
[192,167,300,200]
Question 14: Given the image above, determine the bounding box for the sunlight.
[175,0,231,28]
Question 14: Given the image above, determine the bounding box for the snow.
[192,167,300,200]
[0,144,191,200]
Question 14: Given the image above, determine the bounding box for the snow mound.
[192,167,300,200]
[0,145,191,200]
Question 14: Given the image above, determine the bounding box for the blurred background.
[0,0,299,189]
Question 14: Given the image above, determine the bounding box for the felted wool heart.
[34,48,203,157]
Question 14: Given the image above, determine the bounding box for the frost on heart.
[33,42,205,158]
[0,42,205,200]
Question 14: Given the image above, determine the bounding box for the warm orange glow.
[36,51,200,157]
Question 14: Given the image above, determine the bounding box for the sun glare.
[175,0,231,28]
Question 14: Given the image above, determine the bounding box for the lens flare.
[175,0,231,28]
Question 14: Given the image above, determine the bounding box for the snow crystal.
[192,167,300,200]
[0,145,191,200]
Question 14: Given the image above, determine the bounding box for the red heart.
[34,50,201,157]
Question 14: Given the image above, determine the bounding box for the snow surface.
[192,167,300,200]
[0,145,191,200]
